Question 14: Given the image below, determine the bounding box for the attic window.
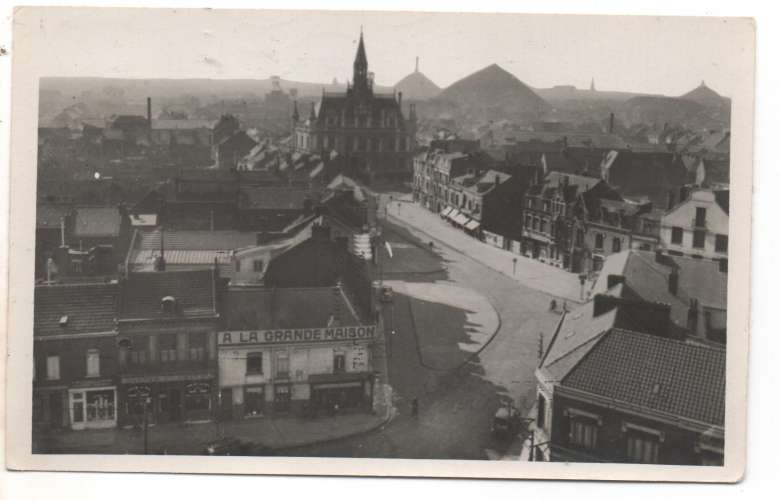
[59,315,69,327]
[161,296,177,314]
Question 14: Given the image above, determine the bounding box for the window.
[86,389,115,421]
[253,260,264,273]
[695,207,707,227]
[527,198,533,209]
[274,384,291,412]
[715,234,728,253]
[569,416,599,449]
[533,217,540,231]
[189,332,206,361]
[244,386,265,416]
[275,351,290,379]
[246,352,264,374]
[540,219,548,234]
[626,431,660,464]
[129,335,148,365]
[671,226,683,244]
[543,200,551,212]
[334,353,346,374]
[159,334,177,363]
[692,229,706,249]
[161,296,177,314]
[46,355,60,380]
[612,237,622,253]
[595,233,604,250]
[86,349,100,378]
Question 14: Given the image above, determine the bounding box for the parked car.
[203,437,275,456]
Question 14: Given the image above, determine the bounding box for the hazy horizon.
[25,8,752,99]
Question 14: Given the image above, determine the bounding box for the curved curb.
[387,212,585,305]
[277,407,396,452]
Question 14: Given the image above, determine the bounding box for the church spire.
[352,29,370,96]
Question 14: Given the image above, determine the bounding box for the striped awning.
[465,219,480,231]
[447,209,461,222]
[440,207,453,217]
[453,213,470,226]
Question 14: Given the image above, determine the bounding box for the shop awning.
[453,213,470,226]
[465,219,480,231]
[440,207,453,217]
[447,209,461,222]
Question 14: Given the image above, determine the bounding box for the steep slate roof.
[592,250,727,331]
[34,282,119,337]
[562,328,725,427]
[119,270,217,319]
[73,207,122,238]
[224,287,360,330]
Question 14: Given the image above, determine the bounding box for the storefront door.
[169,389,181,421]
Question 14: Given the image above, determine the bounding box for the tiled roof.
[34,282,119,337]
[224,287,360,330]
[37,205,72,229]
[73,207,122,238]
[119,270,217,319]
[135,228,258,251]
[562,329,725,427]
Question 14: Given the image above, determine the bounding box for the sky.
[19,7,754,97]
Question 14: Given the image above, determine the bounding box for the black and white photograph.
[4,5,754,482]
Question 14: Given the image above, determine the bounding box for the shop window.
[693,230,706,249]
[715,234,728,253]
[671,226,683,244]
[612,237,622,253]
[246,352,264,374]
[86,390,115,421]
[86,349,100,378]
[595,233,604,250]
[333,353,346,374]
[244,386,265,416]
[159,334,177,363]
[184,383,211,411]
[569,414,599,449]
[125,385,151,416]
[626,430,660,464]
[46,355,60,381]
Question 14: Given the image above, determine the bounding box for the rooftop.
[224,286,361,330]
[34,282,119,337]
[562,328,725,428]
[119,270,218,320]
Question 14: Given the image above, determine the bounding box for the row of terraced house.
[412,134,729,276]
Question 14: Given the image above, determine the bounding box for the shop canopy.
[446,209,461,222]
[465,219,480,231]
[453,213,470,226]
[440,207,453,218]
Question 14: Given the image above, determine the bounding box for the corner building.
[217,286,377,419]
[292,31,417,185]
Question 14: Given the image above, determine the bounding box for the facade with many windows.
[217,286,377,420]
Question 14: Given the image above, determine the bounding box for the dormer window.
[59,315,69,327]
[161,296,177,314]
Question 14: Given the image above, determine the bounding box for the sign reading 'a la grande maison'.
[218,325,377,346]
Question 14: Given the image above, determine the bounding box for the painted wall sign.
[218,325,376,346]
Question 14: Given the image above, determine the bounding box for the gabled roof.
[34,282,119,337]
[593,250,727,330]
[562,328,725,427]
[119,270,217,320]
[73,207,122,238]
[224,287,360,330]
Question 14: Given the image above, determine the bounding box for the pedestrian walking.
[411,397,419,417]
[549,299,557,311]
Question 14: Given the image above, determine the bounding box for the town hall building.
[292,31,417,186]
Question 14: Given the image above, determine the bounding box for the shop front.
[68,379,117,430]
[120,373,216,427]
[309,372,374,413]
